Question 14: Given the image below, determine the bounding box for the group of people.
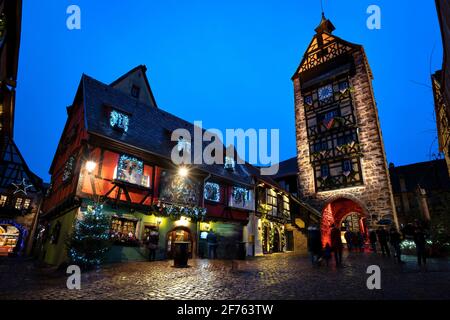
[343,230,366,252]
[308,220,429,267]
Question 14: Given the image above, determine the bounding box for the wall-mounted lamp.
[178,166,189,177]
[85,161,97,174]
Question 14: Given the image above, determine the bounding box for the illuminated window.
[110,110,129,132]
[266,189,278,216]
[62,156,75,183]
[204,182,220,202]
[23,199,31,209]
[116,154,149,187]
[15,198,23,210]
[0,195,7,207]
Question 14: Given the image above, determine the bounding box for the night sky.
[15,0,442,182]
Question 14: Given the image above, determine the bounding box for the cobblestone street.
[1,252,449,300]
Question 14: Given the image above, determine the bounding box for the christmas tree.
[67,204,111,268]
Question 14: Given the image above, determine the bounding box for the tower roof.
[314,13,336,34]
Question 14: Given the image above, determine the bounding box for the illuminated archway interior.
[321,198,367,247]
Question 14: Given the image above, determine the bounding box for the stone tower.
[292,14,398,244]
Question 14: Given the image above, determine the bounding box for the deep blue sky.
[15,0,442,182]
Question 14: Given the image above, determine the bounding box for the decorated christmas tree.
[67,204,111,268]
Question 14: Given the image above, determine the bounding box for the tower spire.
[314,1,335,34]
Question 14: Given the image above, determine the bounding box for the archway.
[321,197,367,247]
[273,228,281,253]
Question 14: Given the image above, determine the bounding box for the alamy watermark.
[366,265,381,290]
[170,121,279,176]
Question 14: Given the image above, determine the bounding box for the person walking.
[413,225,427,266]
[369,230,377,253]
[307,225,322,265]
[389,227,404,264]
[376,227,390,257]
[147,230,159,261]
[330,224,343,267]
[323,243,332,267]
[344,230,353,251]
[206,230,218,259]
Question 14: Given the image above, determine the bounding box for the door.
[166,227,192,258]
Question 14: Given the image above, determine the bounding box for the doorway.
[166,227,193,258]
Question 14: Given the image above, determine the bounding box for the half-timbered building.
[39,66,306,266]
[0,0,44,257]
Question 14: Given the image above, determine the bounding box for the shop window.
[115,154,150,187]
[0,224,20,254]
[110,110,129,133]
[110,217,139,246]
[0,195,7,207]
[204,182,220,202]
[15,198,23,210]
[62,155,76,183]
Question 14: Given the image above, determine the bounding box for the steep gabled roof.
[0,135,43,192]
[82,72,254,186]
[110,65,158,108]
[273,156,298,179]
[292,14,367,80]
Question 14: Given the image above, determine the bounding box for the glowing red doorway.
[321,198,367,247]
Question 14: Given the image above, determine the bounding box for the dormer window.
[110,110,129,133]
[177,136,191,156]
[224,156,235,171]
[131,85,140,98]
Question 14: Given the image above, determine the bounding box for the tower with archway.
[292,14,399,242]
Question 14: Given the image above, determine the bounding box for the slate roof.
[389,159,450,193]
[273,156,299,179]
[82,74,255,186]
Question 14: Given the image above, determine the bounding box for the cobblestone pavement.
[0,252,449,300]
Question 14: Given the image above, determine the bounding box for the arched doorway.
[321,197,368,247]
[166,227,193,258]
[273,228,281,253]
